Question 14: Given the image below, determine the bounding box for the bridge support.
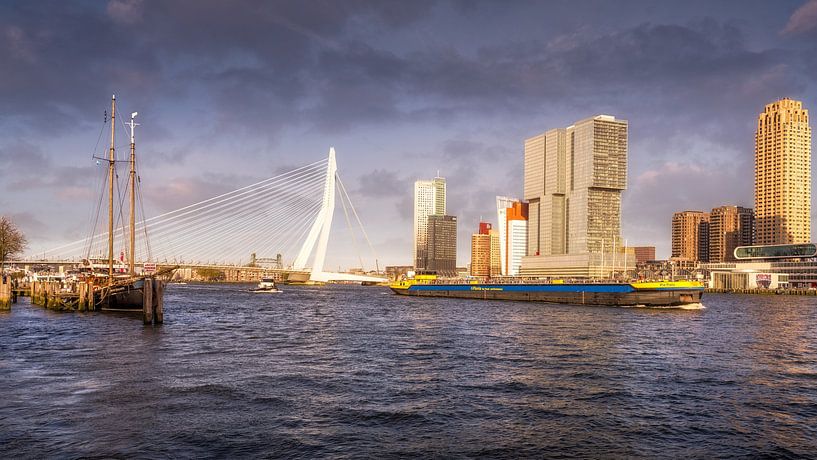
[292,148,336,277]
[290,148,385,284]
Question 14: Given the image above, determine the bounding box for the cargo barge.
[390,275,704,307]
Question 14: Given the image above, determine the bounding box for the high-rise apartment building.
[671,211,710,262]
[632,246,656,264]
[426,215,457,276]
[709,206,754,263]
[521,115,630,277]
[414,176,446,269]
[755,98,811,245]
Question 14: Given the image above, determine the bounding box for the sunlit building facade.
[708,206,754,263]
[755,98,811,245]
[413,176,446,269]
[521,115,630,277]
[470,222,500,278]
[671,211,710,262]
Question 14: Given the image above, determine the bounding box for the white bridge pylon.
[292,148,386,283]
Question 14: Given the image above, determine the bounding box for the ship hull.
[100,280,145,311]
[391,283,703,307]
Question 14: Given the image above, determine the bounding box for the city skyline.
[2,1,817,268]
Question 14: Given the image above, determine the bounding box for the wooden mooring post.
[142,277,164,325]
[1,276,12,310]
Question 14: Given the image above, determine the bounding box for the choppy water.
[2,284,817,458]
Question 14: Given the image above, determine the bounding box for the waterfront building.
[709,206,754,263]
[671,211,710,263]
[521,115,632,278]
[506,201,528,276]
[702,243,817,289]
[632,246,656,264]
[413,176,446,270]
[426,215,457,276]
[470,222,500,278]
[755,98,811,245]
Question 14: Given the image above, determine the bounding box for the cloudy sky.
[2,0,817,268]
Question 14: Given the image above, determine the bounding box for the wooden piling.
[143,277,154,325]
[155,279,164,324]
[0,276,11,310]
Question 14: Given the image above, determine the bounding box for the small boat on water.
[251,277,281,293]
[390,274,704,307]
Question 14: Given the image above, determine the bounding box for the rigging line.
[142,180,325,248]
[83,166,109,260]
[140,178,326,240]
[134,154,152,262]
[133,166,327,229]
[139,159,326,222]
[337,175,380,263]
[337,181,365,270]
[114,164,130,262]
[258,203,323,268]
[161,186,324,261]
[240,200,324,263]
[272,201,325,268]
[124,165,326,243]
[48,164,326,256]
[81,119,107,256]
[204,197,324,263]
[144,172,327,232]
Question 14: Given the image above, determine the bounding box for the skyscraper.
[521,115,629,277]
[755,98,811,245]
[414,176,446,269]
[671,211,710,262]
[709,206,754,263]
[426,215,457,276]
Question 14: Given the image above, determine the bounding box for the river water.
[1,284,816,458]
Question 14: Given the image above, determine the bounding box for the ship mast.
[108,95,116,285]
[128,112,139,275]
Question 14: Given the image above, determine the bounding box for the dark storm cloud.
[0,141,95,192]
[3,0,817,262]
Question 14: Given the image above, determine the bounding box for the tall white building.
[414,176,446,269]
[507,218,528,276]
[496,196,518,275]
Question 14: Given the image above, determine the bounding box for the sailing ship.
[85,95,169,312]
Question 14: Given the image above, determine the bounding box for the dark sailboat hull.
[100,279,144,311]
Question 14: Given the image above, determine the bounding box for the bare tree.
[0,216,27,270]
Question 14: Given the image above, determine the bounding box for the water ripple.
[1,286,816,457]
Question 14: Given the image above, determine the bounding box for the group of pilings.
[24,277,164,325]
[30,280,93,311]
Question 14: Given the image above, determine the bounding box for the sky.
[2,0,817,269]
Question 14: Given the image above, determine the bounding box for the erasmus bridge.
[34,148,386,283]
